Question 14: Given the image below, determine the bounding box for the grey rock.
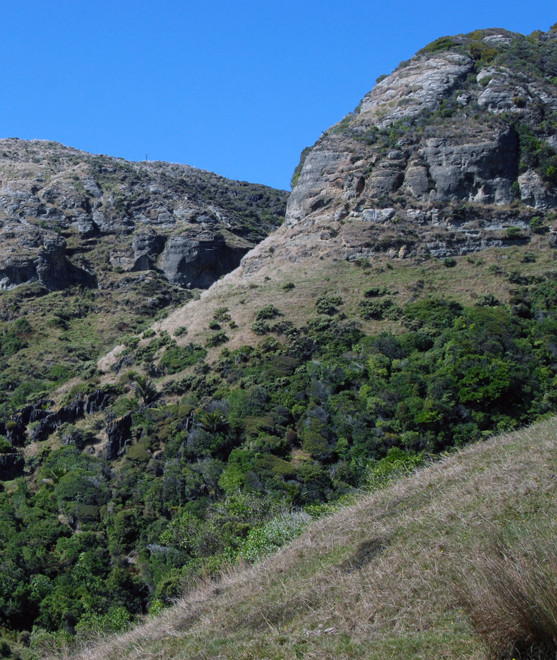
[362,208,396,223]
[403,161,431,198]
[284,27,557,251]
[360,52,474,128]
[62,431,87,450]
[131,232,167,271]
[105,413,133,460]
[160,232,249,288]
[518,170,557,209]
[286,147,349,227]
[424,126,518,205]
[0,226,97,291]
[241,29,557,278]
[0,138,288,293]
[0,452,24,480]
[75,218,99,238]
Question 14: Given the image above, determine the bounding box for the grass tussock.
[455,534,557,659]
[55,419,557,660]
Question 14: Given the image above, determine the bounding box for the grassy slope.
[65,417,557,660]
[93,231,557,378]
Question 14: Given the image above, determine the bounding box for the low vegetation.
[3,26,557,660]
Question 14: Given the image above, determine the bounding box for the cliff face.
[237,28,557,276]
[0,140,287,291]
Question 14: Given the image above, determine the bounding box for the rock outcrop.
[0,140,288,291]
[237,28,557,276]
[0,389,115,446]
[0,226,97,290]
[0,452,24,480]
[105,413,133,460]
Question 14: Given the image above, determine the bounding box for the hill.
[59,418,557,659]
[0,139,287,418]
[146,24,557,352]
[1,25,557,657]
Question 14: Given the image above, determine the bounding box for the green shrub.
[205,332,229,348]
[530,216,548,234]
[508,270,529,285]
[516,123,557,185]
[129,374,159,404]
[365,448,425,491]
[240,511,311,563]
[359,298,400,321]
[252,319,270,335]
[421,36,455,53]
[124,335,140,349]
[0,436,13,453]
[291,146,312,188]
[469,41,497,63]
[475,294,500,307]
[213,307,231,322]
[315,295,343,316]
[488,264,504,275]
[75,606,132,639]
[255,305,281,321]
[505,226,524,239]
[363,286,390,298]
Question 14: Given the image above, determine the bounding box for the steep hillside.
[58,419,557,659]
[2,26,557,658]
[151,26,557,351]
[0,140,287,416]
[0,139,287,290]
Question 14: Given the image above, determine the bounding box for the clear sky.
[1,1,555,190]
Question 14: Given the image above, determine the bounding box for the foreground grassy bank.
[51,418,556,660]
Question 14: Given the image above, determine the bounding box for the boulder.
[160,232,249,288]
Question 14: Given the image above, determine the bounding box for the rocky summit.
[233,27,557,278]
[0,139,287,291]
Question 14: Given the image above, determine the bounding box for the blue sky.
[1,1,555,190]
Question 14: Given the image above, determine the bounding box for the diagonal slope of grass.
[60,419,557,660]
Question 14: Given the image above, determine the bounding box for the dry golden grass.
[454,534,557,658]
[150,243,553,359]
[55,418,557,660]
